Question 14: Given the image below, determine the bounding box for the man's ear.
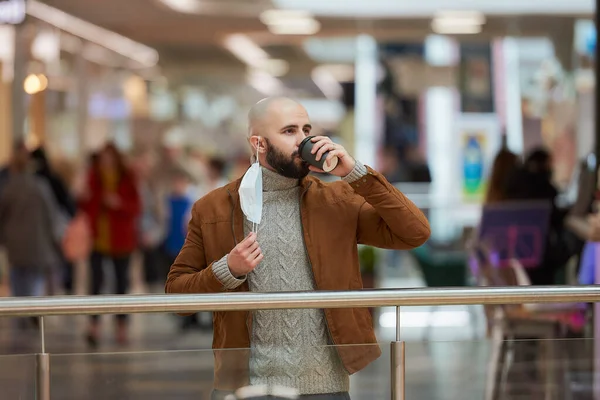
[250,136,265,153]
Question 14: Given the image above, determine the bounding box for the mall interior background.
[0,0,599,399]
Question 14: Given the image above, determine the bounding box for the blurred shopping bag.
[61,212,91,263]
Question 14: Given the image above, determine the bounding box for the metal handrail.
[0,285,598,317]
[5,285,599,400]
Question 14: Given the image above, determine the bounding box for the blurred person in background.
[0,142,62,328]
[132,149,167,292]
[175,156,228,330]
[576,193,600,285]
[400,145,431,183]
[80,143,141,347]
[163,169,194,277]
[507,148,558,203]
[230,153,252,181]
[0,161,8,193]
[379,146,404,183]
[205,157,229,192]
[30,146,77,294]
[506,148,577,285]
[161,169,211,330]
[378,145,405,272]
[484,147,521,204]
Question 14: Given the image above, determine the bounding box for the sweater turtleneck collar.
[260,165,300,192]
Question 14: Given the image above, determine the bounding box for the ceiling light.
[37,74,48,91]
[431,19,483,34]
[0,0,26,25]
[273,0,593,18]
[27,0,159,67]
[259,59,289,77]
[431,10,485,35]
[159,0,263,16]
[81,43,124,67]
[260,9,313,25]
[31,30,60,64]
[247,69,284,96]
[24,74,48,94]
[159,0,200,13]
[434,10,485,25]
[260,8,321,35]
[268,19,321,35]
[223,34,269,68]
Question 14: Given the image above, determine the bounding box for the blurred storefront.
[0,0,595,202]
[0,0,166,167]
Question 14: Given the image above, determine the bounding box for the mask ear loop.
[253,137,261,233]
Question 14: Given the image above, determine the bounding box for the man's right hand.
[227,232,263,278]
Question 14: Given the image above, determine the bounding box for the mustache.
[292,151,308,164]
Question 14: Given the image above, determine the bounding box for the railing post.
[391,306,405,400]
[36,316,50,400]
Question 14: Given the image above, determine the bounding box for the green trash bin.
[410,244,468,287]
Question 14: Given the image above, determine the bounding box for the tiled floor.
[0,251,594,399]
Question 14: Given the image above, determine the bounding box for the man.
[0,143,61,303]
[166,97,430,399]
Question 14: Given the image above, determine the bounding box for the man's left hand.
[308,136,356,177]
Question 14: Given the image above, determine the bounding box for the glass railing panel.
[0,353,36,399]
[485,338,593,399]
[49,343,390,399]
[2,311,597,399]
[51,349,217,399]
[2,337,594,399]
[388,337,592,400]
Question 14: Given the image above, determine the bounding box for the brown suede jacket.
[165,166,430,390]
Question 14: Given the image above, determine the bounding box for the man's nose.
[295,133,307,147]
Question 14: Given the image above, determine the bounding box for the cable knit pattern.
[212,254,246,290]
[246,167,348,395]
[341,159,368,184]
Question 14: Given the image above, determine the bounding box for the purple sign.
[477,201,552,268]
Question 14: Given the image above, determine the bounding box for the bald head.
[247,97,305,138]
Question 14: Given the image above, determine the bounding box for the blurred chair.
[470,242,582,400]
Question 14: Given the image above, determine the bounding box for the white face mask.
[239,137,262,232]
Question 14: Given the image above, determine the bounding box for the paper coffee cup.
[299,136,339,173]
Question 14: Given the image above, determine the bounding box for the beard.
[265,138,310,179]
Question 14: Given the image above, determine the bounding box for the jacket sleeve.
[351,165,430,250]
[165,201,227,294]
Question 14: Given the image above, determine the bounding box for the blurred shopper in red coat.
[80,143,141,347]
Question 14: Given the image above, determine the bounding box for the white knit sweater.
[212,162,367,395]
